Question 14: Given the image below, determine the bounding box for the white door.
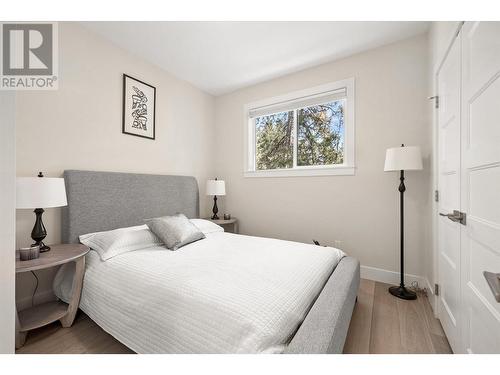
[437,32,463,353]
[460,21,500,354]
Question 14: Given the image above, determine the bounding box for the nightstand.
[207,218,239,234]
[15,243,89,349]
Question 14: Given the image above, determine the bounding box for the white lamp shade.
[384,146,423,172]
[16,177,68,209]
[206,179,226,196]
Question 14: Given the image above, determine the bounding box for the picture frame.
[122,74,156,140]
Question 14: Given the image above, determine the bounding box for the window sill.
[243,166,355,178]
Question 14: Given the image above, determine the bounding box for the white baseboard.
[360,265,432,295]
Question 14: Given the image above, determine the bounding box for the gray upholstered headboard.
[61,170,199,243]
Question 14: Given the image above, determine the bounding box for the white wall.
[0,91,16,353]
[15,22,216,308]
[215,34,432,283]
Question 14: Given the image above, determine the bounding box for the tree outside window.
[254,100,345,170]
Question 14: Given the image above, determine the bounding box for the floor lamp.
[384,144,423,300]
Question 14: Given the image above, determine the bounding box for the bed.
[55,170,360,354]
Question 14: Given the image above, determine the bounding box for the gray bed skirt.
[285,256,360,354]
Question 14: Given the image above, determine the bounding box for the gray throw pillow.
[145,213,205,250]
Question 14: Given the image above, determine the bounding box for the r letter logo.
[1,22,58,90]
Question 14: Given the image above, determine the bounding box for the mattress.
[54,232,345,353]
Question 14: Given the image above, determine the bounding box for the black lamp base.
[211,195,219,220]
[31,208,50,252]
[32,241,51,253]
[388,285,417,300]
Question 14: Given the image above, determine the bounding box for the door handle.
[483,271,500,303]
[439,210,466,225]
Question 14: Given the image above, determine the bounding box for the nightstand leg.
[60,256,85,328]
[15,308,26,349]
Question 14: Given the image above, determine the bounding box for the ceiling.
[83,22,430,96]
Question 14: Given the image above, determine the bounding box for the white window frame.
[243,78,355,177]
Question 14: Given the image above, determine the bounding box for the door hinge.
[434,283,440,296]
[434,190,439,202]
[428,95,439,109]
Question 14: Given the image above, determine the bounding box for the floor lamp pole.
[400,170,405,287]
[389,169,417,300]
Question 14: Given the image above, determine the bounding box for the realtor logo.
[1,22,58,90]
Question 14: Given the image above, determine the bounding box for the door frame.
[0,91,16,353]
[431,21,465,316]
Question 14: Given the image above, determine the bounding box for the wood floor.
[343,279,452,354]
[16,279,451,354]
[15,311,133,354]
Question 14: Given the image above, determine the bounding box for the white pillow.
[79,225,163,261]
[190,219,224,234]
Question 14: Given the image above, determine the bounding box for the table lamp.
[16,172,67,252]
[384,145,423,300]
[206,178,225,220]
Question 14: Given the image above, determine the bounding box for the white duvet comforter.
[54,232,344,353]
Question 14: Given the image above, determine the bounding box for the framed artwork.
[122,74,156,140]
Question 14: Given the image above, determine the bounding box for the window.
[244,78,355,177]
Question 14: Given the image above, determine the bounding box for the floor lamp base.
[389,285,417,300]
